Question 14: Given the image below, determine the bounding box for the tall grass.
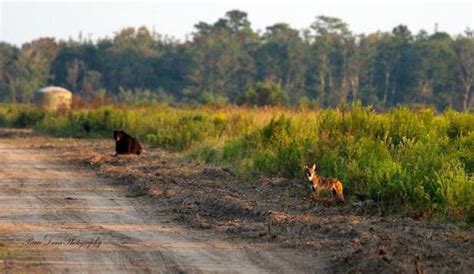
[0,103,472,223]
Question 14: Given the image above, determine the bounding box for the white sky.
[1,0,473,46]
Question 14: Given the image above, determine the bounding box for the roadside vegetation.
[0,103,472,224]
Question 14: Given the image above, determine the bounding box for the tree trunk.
[319,71,325,106]
[328,72,334,107]
[383,71,390,105]
[340,74,348,104]
[350,75,359,101]
[462,84,472,112]
[391,85,396,106]
[319,53,327,106]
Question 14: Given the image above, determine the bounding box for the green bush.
[0,103,472,223]
[240,82,289,106]
[193,104,473,223]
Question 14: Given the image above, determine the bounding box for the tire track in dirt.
[0,142,320,273]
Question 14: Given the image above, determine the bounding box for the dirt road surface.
[0,140,318,273]
[0,129,472,273]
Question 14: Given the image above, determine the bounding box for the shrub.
[1,103,472,223]
[240,82,289,107]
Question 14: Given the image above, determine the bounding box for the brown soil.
[1,128,472,273]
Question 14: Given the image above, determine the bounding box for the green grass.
[0,103,472,223]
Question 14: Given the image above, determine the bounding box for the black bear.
[113,130,142,155]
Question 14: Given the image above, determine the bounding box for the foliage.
[239,82,289,106]
[1,103,471,223]
[1,11,473,111]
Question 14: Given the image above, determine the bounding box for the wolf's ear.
[304,164,308,169]
[312,163,316,170]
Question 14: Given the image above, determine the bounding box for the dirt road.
[0,130,472,273]
[0,140,318,273]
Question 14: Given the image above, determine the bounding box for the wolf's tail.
[336,182,345,202]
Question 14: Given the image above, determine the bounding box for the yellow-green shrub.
[0,103,472,223]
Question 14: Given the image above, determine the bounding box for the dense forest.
[0,10,473,111]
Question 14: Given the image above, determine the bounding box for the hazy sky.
[1,0,473,46]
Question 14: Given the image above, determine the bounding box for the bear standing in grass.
[113,130,142,155]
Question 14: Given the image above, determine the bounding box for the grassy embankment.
[0,103,472,224]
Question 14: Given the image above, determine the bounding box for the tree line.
[0,10,473,111]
